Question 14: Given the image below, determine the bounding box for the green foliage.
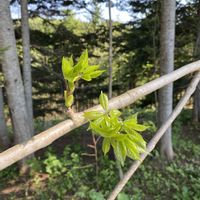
[117,193,130,200]
[84,92,147,165]
[62,50,105,108]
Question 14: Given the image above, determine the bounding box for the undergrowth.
[0,109,199,200]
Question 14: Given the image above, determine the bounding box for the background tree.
[21,0,34,135]
[193,0,200,122]
[158,0,176,160]
[0,0,33,169]
[0,87,10,150]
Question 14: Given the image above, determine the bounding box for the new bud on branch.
[62,50,148,166]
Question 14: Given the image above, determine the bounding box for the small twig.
[92,134,99,189]
[81,153,96,157]
[72,164,94,170]
[107,71,200,200]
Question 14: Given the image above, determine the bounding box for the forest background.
[0,0,200,199]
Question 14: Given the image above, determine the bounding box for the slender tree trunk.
[193,1,200,122]
[21,0,34,135]
[108,0,123,179]
[0,0,33,169]
[108,0,113,99]
[0,87,10,149]
[158,0,176,160]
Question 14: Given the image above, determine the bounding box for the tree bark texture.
[193,1,200,122]
[108,0,113,99]
[158,0,176,160]
[21,0,34,135]
[0,0,33,164]
[0,60,200,170]
[108,0,123,179]
[0,87,10,149]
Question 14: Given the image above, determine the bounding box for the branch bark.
[107,71,200,200]
[0,61,200,170]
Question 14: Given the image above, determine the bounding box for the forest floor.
[0,109,200,200]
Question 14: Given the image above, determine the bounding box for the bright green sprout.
[84,92,148,166]
[62,50,105,108]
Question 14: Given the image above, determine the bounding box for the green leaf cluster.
[62,50,105,108]
[84,92,148,166]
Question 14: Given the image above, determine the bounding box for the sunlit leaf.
[113,140,125,166]
[109,109,121,118]
[102,138,111,155]
[83,65,99,74]
[99,91,108,111]
[82,74,92,81]
[62,57,73,79]
[126,140,140,160]
[66,94,74,107]
[74,49,88,73]
[84,111,104,121]
[68,81,75,92]
[90,70,105,78]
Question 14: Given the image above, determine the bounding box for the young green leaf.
[69,55,74,67]
[102,138,111,155]
[113,140,126,166]
[82,74,92,81]
[99,92,108,111]
[109,109,121,118]
[126,140,140,160]
[66,94,74,108]
[62,57,73,79]
[68,81,75,92]
[90,70,105,78]
[83,65,99,74]
[84,111,104,121]
[74,49,88,73]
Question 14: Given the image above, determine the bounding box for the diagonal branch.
[0,61,200,170]
[107,71,200,200]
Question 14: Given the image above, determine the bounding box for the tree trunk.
[193,1,200,122]
[0,0,33,169]
[108,0,113,99]
[108,0,123,179]
[158,0,176,160]
[0,87,10,149]
[21,0,34,135]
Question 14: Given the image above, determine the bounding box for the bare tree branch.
[0,61,200,170]
[107,71,200,200]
